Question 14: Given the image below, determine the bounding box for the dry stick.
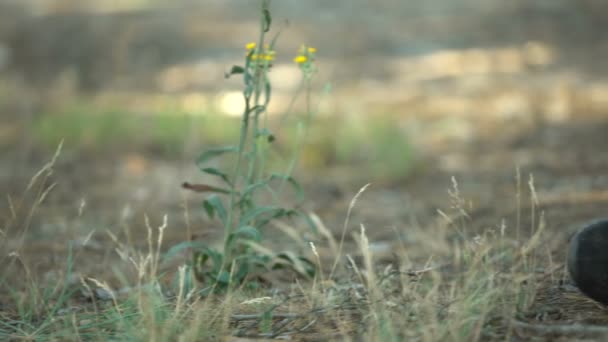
[232,313,300,321]
[181,191,193,262]
[298,318,317,333]
[528,174,538,238]
[512,320,608,338]
[329,183,371,280]
[515,166,521,242]
[233,301,341,338]
[270,317,301,338]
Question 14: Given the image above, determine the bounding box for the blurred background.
[2,0,608,272]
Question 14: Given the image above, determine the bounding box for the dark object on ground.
[567,219,608,305]
[182,182,231,194]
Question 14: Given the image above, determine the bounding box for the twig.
[512,319,608,338]
[270,317,299,338]
[231,312,299,320]
[298,318,317,332]
[232,303,339,338]
[405,266,438,277]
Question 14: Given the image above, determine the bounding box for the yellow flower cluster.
[245,42,275,62]
[294,55,307,64]
[243,42,317,65]
[294,45,316,64]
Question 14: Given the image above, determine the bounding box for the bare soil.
[2,1,608,339]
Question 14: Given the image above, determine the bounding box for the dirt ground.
[3,112,608,340]
[2,1,608,340]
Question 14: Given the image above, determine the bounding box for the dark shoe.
[567,219,608,305]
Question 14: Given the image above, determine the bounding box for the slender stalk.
[280,79,312,195]
[246,12,270,187]
[224,0,270,267]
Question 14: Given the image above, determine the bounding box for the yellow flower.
[263,54,274,61]
[307,47,317,54]
[246,42,257,50]
[251,54,259,61]
[294,55,307,64]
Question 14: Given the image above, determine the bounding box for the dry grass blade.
[26,140,63,192]
[329,183,371,279]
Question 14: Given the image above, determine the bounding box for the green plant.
[167,0,318,292]
[31,104,242,156]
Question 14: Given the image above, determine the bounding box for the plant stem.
[223,0,270,267]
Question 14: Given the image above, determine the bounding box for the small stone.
[567,219,608,305]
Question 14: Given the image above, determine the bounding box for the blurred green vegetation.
[295,114,415,180]
[337,115,414,179]
[30,103,415,180]
[32,103,241,156]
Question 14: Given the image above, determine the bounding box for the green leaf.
[197,146,238,165]
[225,65,245,78]
[269,173,304,201]
[241,180,269,200]
[296,211,319,235]
[274,251,315,278]
[226,225,261,251]
[237,197,254,213]
[240,206,298,229]
[264,79,272,106]
[163,240,209,263]
[262,5,272,32]
[246,253,272,267]
[216,270,231,284]
[207,249,224,271]
[203,199,215,219]
[241,173,302,201]
[255,208,296,228]
[203,195,227,225]
[235,225,262,242]
[192,247,211,283]
[239,205,281,226]
[199,167,233,187]
[231,260,250,283]
[192,247,225,283]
